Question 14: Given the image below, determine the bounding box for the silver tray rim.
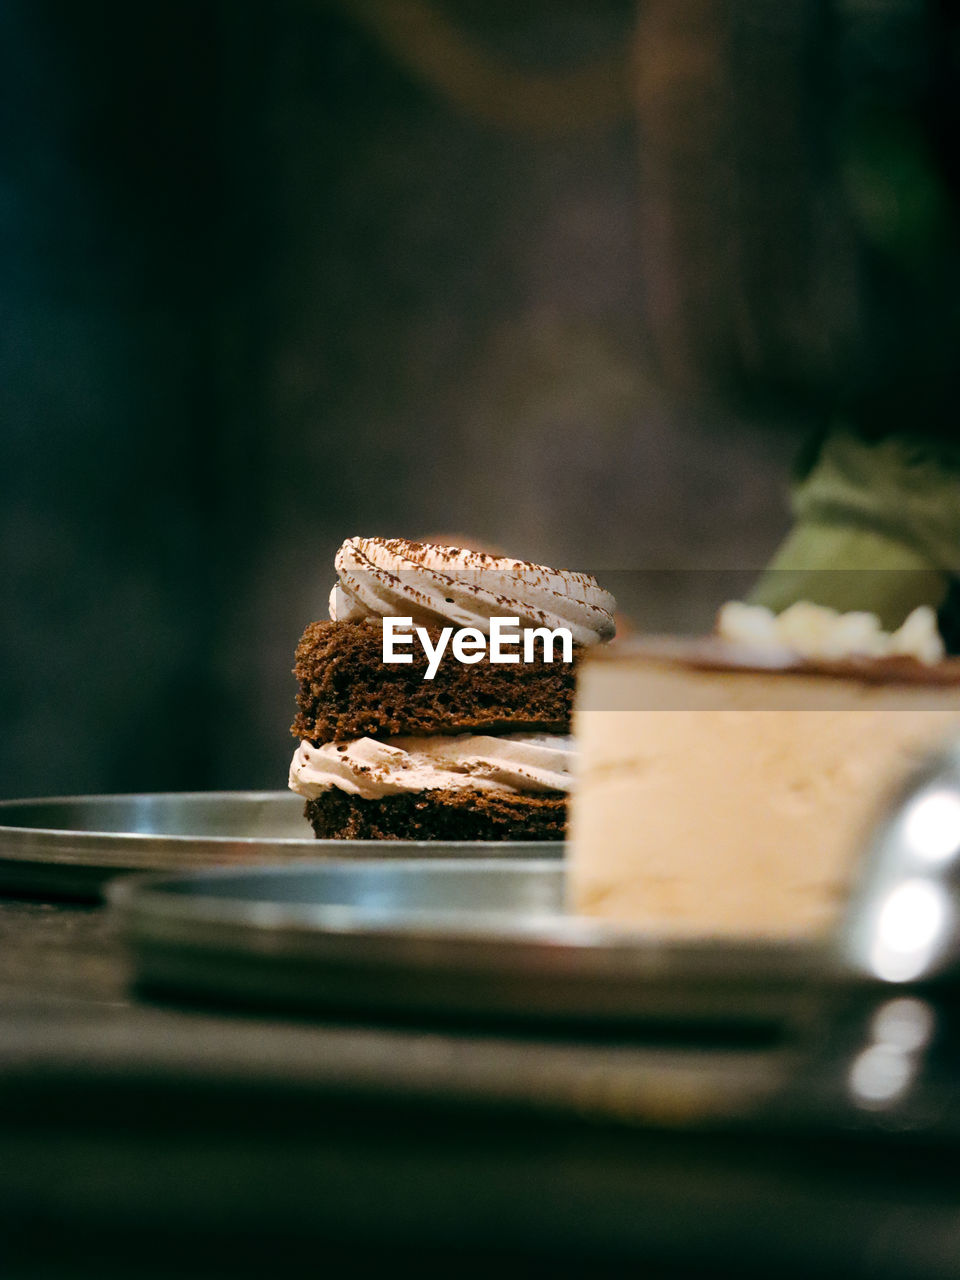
[109,860,848,1028]
[0,791,314,846]
[108,858,831,978]
[0,791,559,851]
[0,792,562,900]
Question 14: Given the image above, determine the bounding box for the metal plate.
[0,793,561,900]
[110,860,834,1027]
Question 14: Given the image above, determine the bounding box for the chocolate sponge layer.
[292,619,579,743]
[303,787,566,841]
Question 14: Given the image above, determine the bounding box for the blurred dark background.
[2,0,955,799]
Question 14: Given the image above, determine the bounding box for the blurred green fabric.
[751,432,960,632]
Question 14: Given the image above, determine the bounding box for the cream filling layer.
[289,733,573,801]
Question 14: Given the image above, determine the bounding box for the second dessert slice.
[290,536,616,840]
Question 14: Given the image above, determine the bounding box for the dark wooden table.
[2,896,960,1280]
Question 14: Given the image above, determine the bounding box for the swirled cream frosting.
[717,601,945,664]
[328,536,616,646]
[289,733,573,801]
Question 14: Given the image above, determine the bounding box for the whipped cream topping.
[717,601,945,664]
[289,733,574,801]
[328,536,616,645]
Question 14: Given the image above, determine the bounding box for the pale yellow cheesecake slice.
[568,635,960,938]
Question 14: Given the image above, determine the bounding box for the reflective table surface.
[4,891,960,1280]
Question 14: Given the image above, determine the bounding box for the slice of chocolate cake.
[289,536,616,840]
[291,618,578,742]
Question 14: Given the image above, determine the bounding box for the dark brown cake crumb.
[303,786,566,841]
[292,619,579,743]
